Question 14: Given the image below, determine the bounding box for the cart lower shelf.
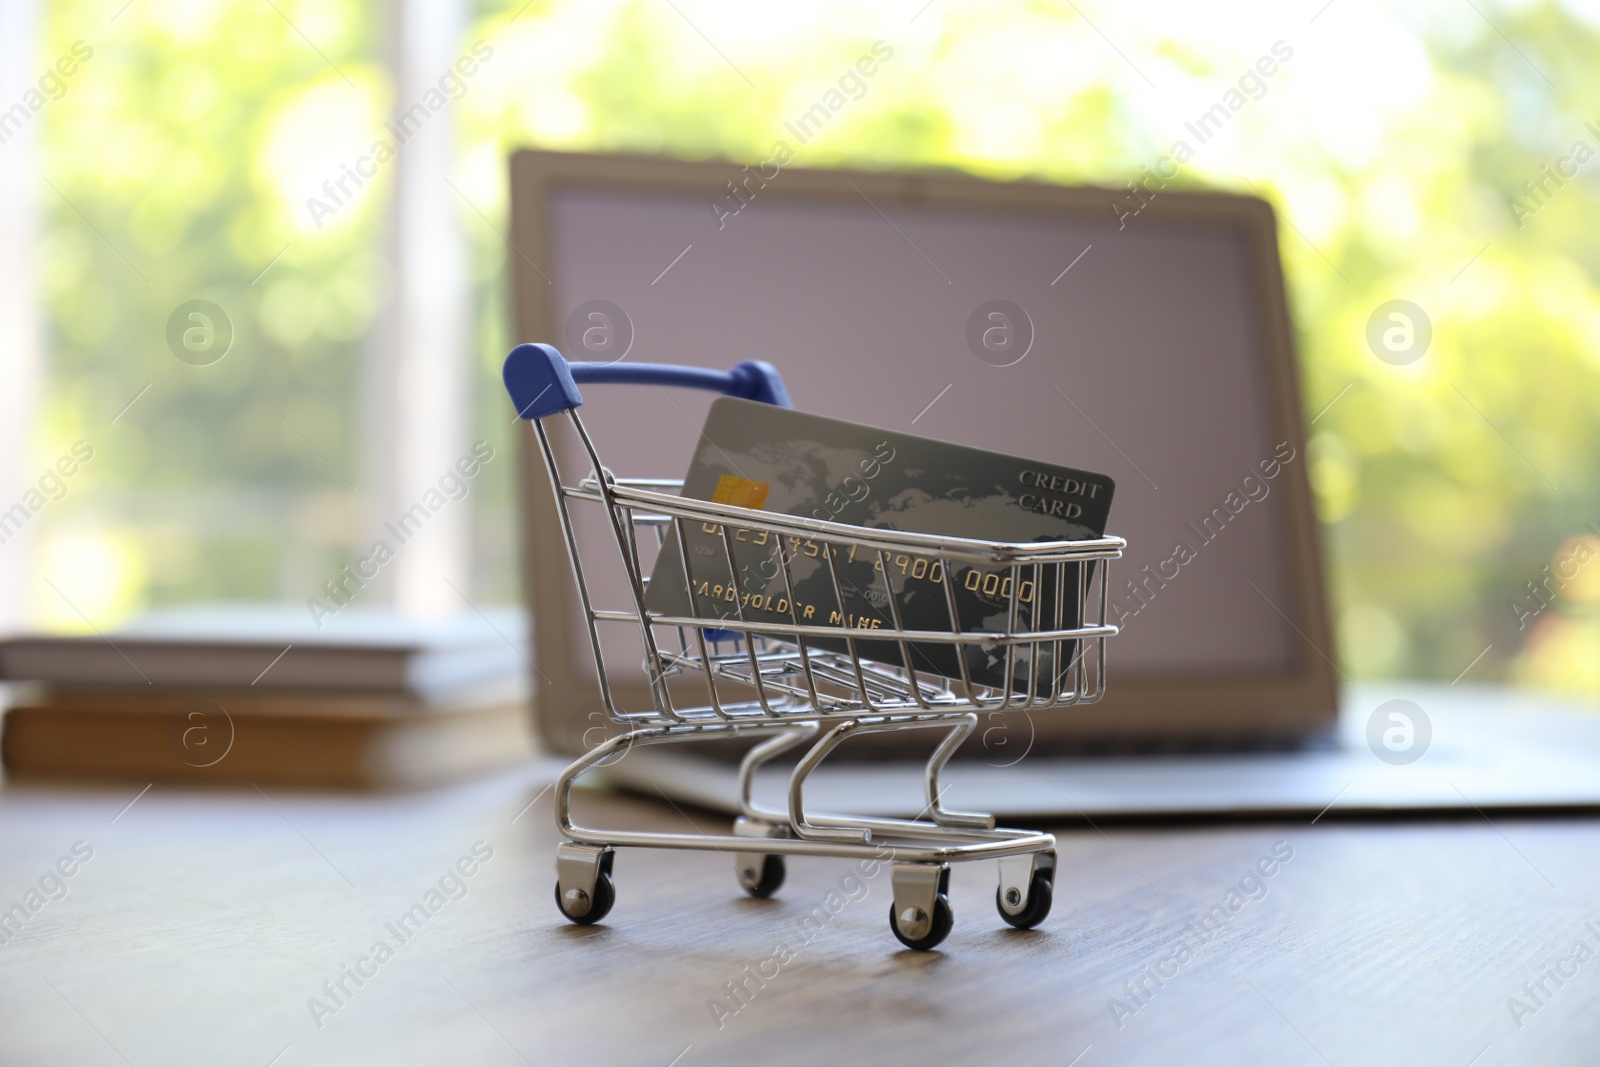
[548,716,1059,951]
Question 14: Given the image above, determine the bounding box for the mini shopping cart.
[503,343,1125,950]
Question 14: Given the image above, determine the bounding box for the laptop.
[505,149,1600,818]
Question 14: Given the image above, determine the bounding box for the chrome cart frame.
[504,343,1125,950]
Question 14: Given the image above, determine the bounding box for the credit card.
[643,397,1115,693]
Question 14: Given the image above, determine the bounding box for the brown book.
[1,695,535,788]
[31,681,524,716]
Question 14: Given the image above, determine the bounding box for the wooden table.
[1,762,1595,1066]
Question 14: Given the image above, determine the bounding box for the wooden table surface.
[1,762,1597,1067]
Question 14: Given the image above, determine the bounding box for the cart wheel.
[555,870,616,926]
[740,854,785,898]
[889,893,954,951]
[996,869,1053,930]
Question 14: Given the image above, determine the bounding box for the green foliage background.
[29,0,1600,693]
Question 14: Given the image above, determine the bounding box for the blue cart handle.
[504,342,791,420]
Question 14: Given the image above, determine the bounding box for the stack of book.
[0,607,534,788]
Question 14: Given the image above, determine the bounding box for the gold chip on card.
[711,474,770,510]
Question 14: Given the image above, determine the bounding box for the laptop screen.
[540,182,1300,682]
